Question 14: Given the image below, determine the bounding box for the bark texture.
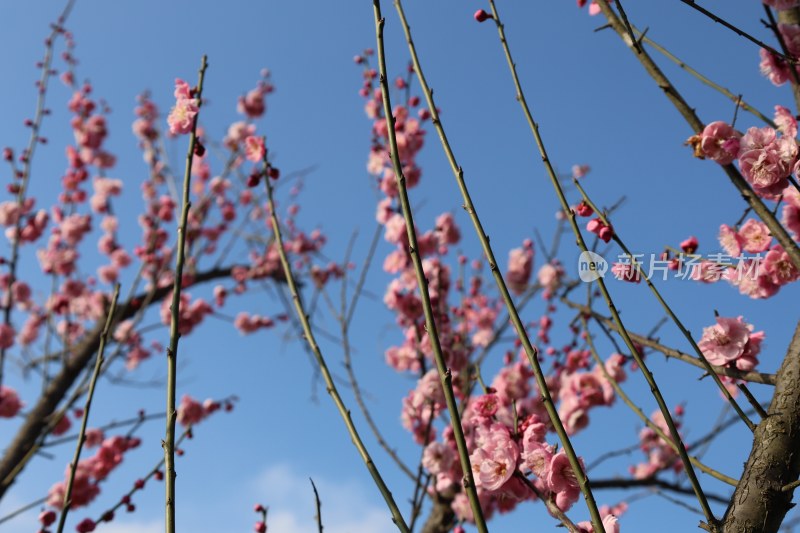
[723,321,800,532]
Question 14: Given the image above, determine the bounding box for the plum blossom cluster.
[359,56,624,527]
[630,407,685,480]
[0,28,331,529]
[46,434,142,510]
[687,107,800,298]
[166,79,199,136]
[40,397,233,532]
[699,316,764,372]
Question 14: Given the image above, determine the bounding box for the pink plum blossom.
[167,79,199,135]
[698,316,763,367]
[738,219,772,253]
[0,386,23,418]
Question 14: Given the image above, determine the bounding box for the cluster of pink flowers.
[166,79,199,136]
[690,108,798,197]
[506,240,534,295]
[698,316,764,372]
[47,434,141,509]
[176,394,223,426]
[233,312,281,335]
[586,218,614,243]
[237,70,273,119]
[630,408,684,480]
[686,105,800,299]
[357,52,630,526]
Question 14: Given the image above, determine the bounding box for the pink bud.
[39,510,57,526]
[474,9,492,22]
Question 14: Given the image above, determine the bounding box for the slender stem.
[310,478,323,533]
[562,298,776,385]
[485,1,718,528]
[763,5,800,112]
[737,384,769,420]
[262,146,410,532]
[677,0,793,63]
[613,0,642,54]
[594,0,800,273]
[0,496,48,525]
[626,25,775,127]
[581,317,736,486]
[514,473,580,532]
[372,2,488,530]
[0,0,76,388]
[393,1,604,528]
[590,477,730,505]
[572,178,755,431]
[339,227,416,481]
[55,285,120,533]
[165,55,208,533]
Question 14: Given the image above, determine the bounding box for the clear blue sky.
[0,1,795,532]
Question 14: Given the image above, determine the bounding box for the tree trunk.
[722,321,800,532]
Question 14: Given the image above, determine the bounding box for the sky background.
[0,1,797,532]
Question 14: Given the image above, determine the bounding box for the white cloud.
[251,464,398,533]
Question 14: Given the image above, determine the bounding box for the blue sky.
[0,1,796,532]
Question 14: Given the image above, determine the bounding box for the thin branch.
[582,317,736,487]
[595,0,800,274]
[590,477,730,505]
[572,178,755,431]
[373,3,486,529]
[310,478,323,533]
[626,24,775,127]
[55,285,120,533]
[165,55,208,533]
[562,297,776,385]
[262,144,410,532]
[678,0,794,63]
[485,0,717,527]
[0,0,76,388]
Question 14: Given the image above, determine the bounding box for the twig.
[590,477,730,505]
[628,25,774,127]
[0,496,48,525]
[678,0,793,63]
[594,0,800,274]
[562,298,776,385]
[262,143,410,532]
[339,227,416,481]
[165,55,208,533]
[737,384,769,420]
[310,478,323,533]
[581,317,736,487]
[486,0,720,527]
[55,284,120,533]
[572,178,756,432]
[373,2,487,529]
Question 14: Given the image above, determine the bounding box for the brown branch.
[0,266,236,500]
[591,477,730,505]
[594,0,800,274]
[678,0,794,63]
[562,297,777,385]
[722,320,800,532]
